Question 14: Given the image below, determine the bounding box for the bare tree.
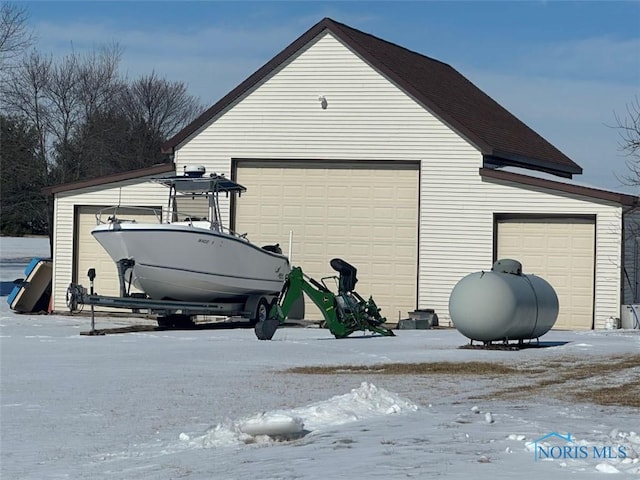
[47,45,124,182]
[1,50,52,172]
[1,45,127,181]
[0,2,34,69]
[75,43,123,120]
[615,96,640,186]
[47,52,80,148]
[119,70,203,140]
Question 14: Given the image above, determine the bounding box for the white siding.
[51,178,169,312]
[167,31,622,330]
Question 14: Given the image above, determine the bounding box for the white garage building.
[47,18,639,329]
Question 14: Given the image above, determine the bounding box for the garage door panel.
[372,225,395,238]
[256,224,280,236]
[282,205,302,217]
[351,186,370,197]
[372,244,394,257]
[304,205,324,216]
[497,218,594,330]
[396,225,418,237]
[350,225,372,237]
[261,185,283,196]
[571,260,592,271]
[396,208,418,221]
[549,276,568,288]
[522,236,546,249]
[350,206,370,217]
[548,237,570,249]
[236,163,418,322]
[547,255,571,268]
[572,238,593,249]
[305,185,326,196]
[524,254,548,275]
[571,289,592,299]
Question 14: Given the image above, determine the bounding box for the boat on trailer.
[91,166,290,312]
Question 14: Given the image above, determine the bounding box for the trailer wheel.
[251,297,270,326]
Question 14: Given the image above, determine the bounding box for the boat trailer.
[66,264,276,331]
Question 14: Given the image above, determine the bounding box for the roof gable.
[163,17,582,178]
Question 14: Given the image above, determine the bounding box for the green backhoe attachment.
[254,258,395,340]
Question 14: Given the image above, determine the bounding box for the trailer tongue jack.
[255,258,395,340]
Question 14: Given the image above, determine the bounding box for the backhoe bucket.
[255,318,279,340]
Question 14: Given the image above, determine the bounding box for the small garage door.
[235,161,419,323]
[76,206,160,299]
[496,216,595,330]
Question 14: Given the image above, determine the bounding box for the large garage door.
[76,206,159,299]
[235,161,419,323]
[496,216,595,330]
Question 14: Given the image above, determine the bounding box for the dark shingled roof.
[162,17,582,178]
[42,162,175,195]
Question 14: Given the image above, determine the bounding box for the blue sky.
[21,1,640,193]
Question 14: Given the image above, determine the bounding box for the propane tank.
[448,259,559,342]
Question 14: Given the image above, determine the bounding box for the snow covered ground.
[1,236,639,479]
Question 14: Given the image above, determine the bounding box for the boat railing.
[95,206,164,225]
[94,205,251,240]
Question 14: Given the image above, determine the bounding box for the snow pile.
[182,382,419,448]
[289,380,419,430]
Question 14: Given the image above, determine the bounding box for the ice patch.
[240,413,305,437]
[182,382,418,448]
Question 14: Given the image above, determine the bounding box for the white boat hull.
[92,223,289,302]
